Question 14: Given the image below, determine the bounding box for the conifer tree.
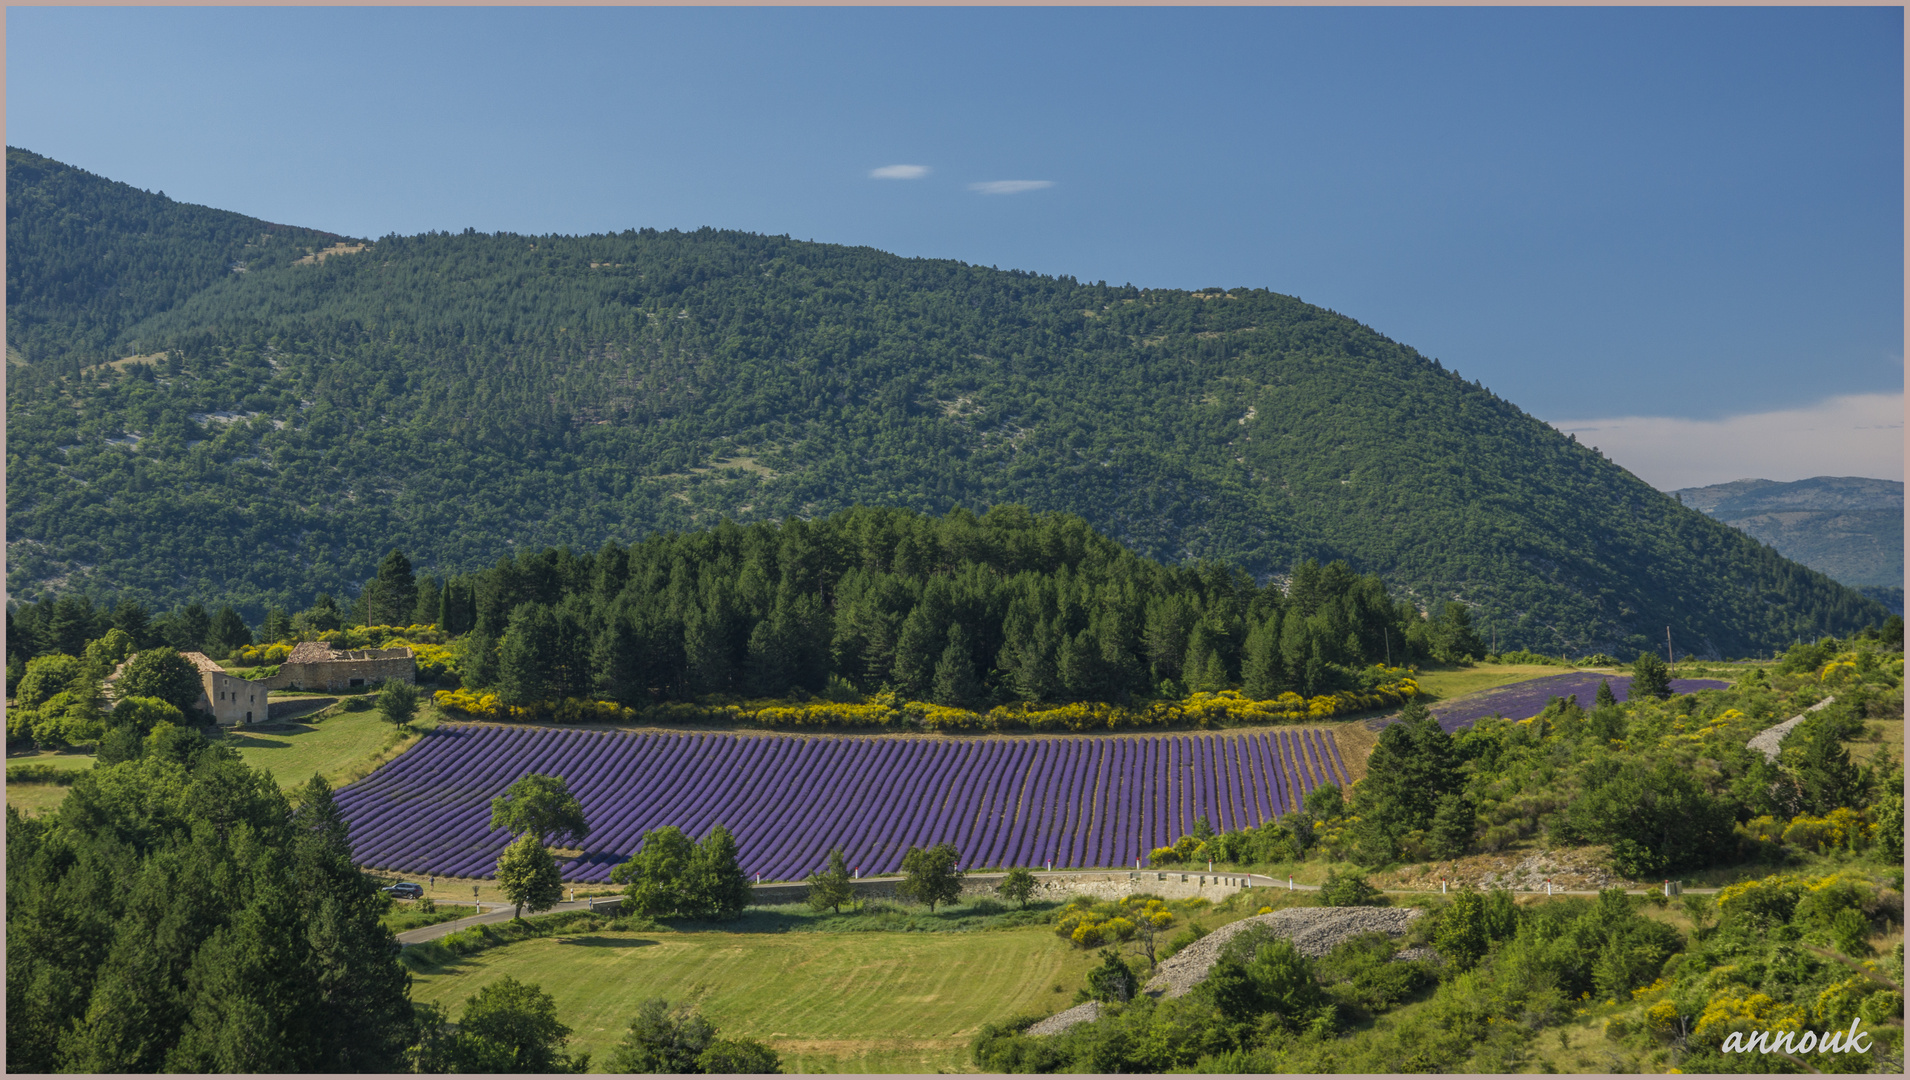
[931,623,983,708]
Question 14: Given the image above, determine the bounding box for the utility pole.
[1666,626,1674,670]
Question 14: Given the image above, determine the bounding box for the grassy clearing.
[380,901,484,934]
[5,751,98,817]
[1410,663,1581,702]
[407,925,1101,1073]
[1850,717,1904,766]
[222,706,437,790]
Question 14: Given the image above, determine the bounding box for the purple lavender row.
[335,726,1348,881]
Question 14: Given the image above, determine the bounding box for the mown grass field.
[407,927,1102,1073]
[222,706,434,789]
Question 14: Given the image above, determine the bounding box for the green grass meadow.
[407,926,1100,1073]
[221,706,431,789]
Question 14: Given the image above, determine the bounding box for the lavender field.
[1386,672,1732,733]
[335,726,1349,883]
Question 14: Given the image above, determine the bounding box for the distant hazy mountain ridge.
[1670,476,1903,590]
[4,147,1889,656]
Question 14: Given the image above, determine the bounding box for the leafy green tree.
[1567,760,1735,876]
[375,678,419,726]
[998,867,1039,909]
[684,824,752,921]
[1433,889,1492,971]
[898,842,965,911]
[1629,651,1672,700]
[1303,782,1344,822]
[1318,869,1383,906]
[497,834,564,921]
[697,1037,783,1074]
[1207,934,1329,1029]
[81,628,137,678]
[613,826,696,918]
[16,653,83,707]
[453,976,589,1072]
[490,773,589,846]
[114,648,203,714]
[1594,679,1618,708]
[605,998,716,1073]
[108,694,187,737]
[805,847,856,914]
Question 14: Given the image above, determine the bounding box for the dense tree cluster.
[7,148,1887,657]
[434,508,1455,708]
[610,825,752,920]
[6,749,415,1071]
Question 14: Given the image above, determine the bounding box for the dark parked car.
[383,882,424,900]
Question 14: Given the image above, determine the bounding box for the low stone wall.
[747,870,1261,906]
[267,696,337,721]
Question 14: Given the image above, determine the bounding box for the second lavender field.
[1373,672,1732,732]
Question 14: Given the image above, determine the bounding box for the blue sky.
[8,6,1902,486]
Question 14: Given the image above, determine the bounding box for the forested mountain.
[1670,476,1903,590]
[5,147,1889,657]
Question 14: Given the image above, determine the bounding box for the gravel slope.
[1143,907,1422,998]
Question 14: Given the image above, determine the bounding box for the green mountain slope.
[5,148,1888,656]
[5,148,345,368]
[1671,476,1903,589]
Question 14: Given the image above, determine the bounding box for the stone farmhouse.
[261,642,416,693]
[184,651,267,727]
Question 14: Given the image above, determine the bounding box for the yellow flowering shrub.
[429,674,1419,735]
[1053,895,1170,948]
[1737,815,1785,845]
[1694,990,1807,1046]
[1781,808,1873,853]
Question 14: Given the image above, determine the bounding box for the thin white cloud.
[1548,392,1904,490]
[969,180,1054,195]
[869,164,930,180]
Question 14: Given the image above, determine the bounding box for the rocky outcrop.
[1025,1001,1102,1037]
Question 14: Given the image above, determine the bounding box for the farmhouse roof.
[284,642,413,663]
[180,651,228,676]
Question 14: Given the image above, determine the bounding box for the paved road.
[395,898,621,944]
